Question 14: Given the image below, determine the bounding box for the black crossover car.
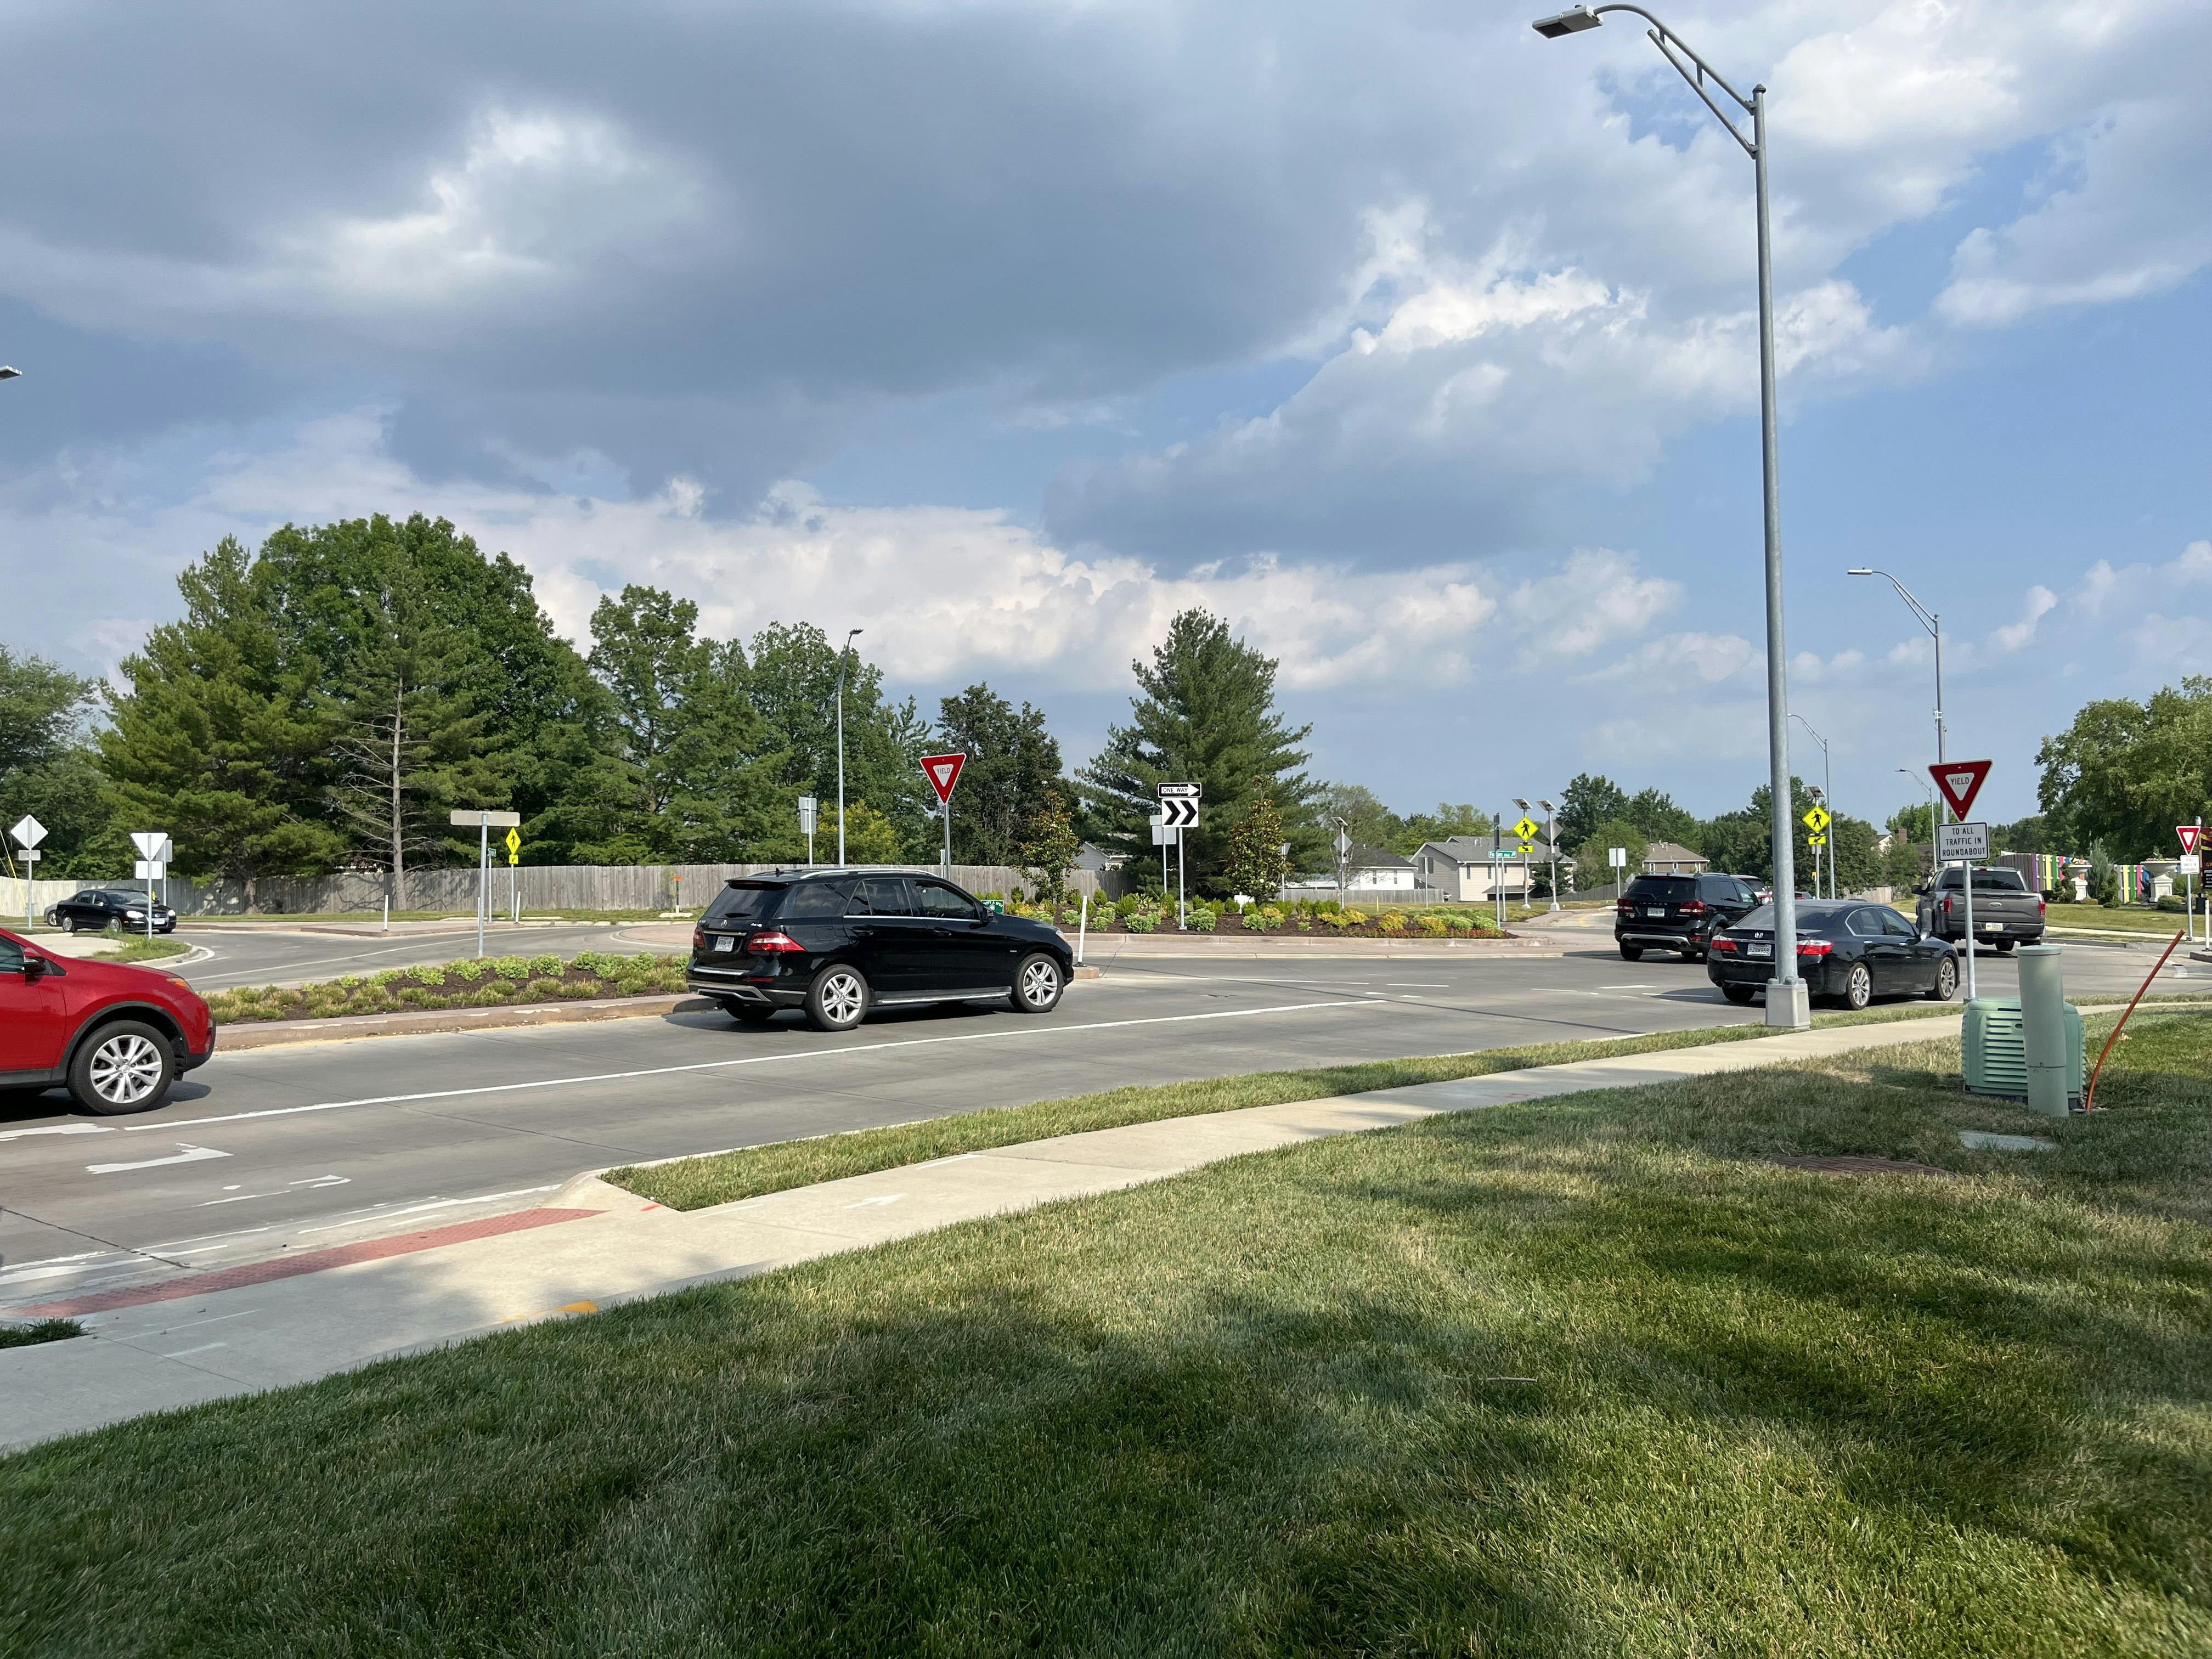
[44,889,177,934]
[687,869,1074,1031]
[1706,900,1959,1010]
[1615,872,1763,961]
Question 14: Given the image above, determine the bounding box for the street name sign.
[918,753,967,805]
[1929,761,1993,822]
[1158,796,1199,829]
[449,810,522,828]
[9,815,46,850]
[2179,826,2203,855]
[1936,821,1990,862]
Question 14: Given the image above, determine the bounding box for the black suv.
[687,869,1074,1031]
[44,889,177,934]
[1615,872,1761,961]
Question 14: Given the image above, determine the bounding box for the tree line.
[0,517,1331,905]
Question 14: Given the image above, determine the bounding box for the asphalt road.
[1,931,2191,1315]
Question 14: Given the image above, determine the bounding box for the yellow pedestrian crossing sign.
[1802,805,1830,833]
[1513,816,1540,841]
[1518,839,1534,854]
[1808,834,1827,849]
[505,827,521,865]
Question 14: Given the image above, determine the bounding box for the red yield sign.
[918,752,967,805]
[1929,760,1992,821]
[2181,825,2204,855]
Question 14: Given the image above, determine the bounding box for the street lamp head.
[1846,568,1875,577]
[1531,5,1602,37]
[0,366,19,380]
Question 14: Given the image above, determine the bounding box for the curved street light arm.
[1853,566,1939,637]
[1587,4,1758,152]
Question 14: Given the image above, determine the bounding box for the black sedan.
[44,888,177,934]
[1706,900,1958,1011]
[686,868,1074,1031]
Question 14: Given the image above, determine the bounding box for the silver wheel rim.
[1849,966,1870,1007]
[821,972,864,1024]
[1937,960,1956,998]
[1021,960,1059,1007]
[89,1034,163,1105]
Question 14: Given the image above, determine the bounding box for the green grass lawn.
[2045,904,2200,936]
[103,935,191,963]
[6,1009,2205,1654]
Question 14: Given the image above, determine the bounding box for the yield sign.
[1929,760,1991,821]
[918,752,966,805]
[2181,826,2204,855]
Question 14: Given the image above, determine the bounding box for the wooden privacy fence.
[160,862,1103,916]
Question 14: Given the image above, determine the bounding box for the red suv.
[0,928,216,1113]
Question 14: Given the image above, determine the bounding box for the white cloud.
[1504,549,1680,660]
[1989,584,2057,651]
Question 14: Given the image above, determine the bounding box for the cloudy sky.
[3,0,2205,827]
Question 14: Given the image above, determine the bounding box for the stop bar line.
[124,1000,1369,1132]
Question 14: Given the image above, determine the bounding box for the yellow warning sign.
[1518,839,1534,855]
[1513,816,1541,842]
[1808,834,1828,849]
[1802,805,1831,833]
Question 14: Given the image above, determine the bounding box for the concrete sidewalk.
[0,1013,1970,1451]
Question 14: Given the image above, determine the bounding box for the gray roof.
[1345,843,1415,870]
[1644,840,1708,867]
[1418,835,1562,862]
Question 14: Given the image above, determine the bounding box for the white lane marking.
[127,1000,1367,1133]
[86,1144,230,1175]
[1387,983,1448,988]
[0,1123,115,1142]
[197,1174,350,1206]
[843,1194,905,1209]
[161,1342,230,1358]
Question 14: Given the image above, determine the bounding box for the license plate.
[1748,943,1773,959]
[1982,921,2002,932]
[714,935,735,952]
[1647,908,1666,918]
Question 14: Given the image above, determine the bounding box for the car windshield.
[703,882,782,925]
[1625,877,1697,902]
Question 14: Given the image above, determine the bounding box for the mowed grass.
[2045,905,2198,936]
[5,1011,2207,1655]
[615,1002,1994,1210]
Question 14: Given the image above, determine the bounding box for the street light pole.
[1790,713,1832,898]
[1850,568,1945,816]
[835,628,862,865]
[1538,797,1559,911]
[1533,4,1804,1028]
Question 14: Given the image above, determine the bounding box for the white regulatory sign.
[2180,854,2202,876]
[1936,821,1991,862]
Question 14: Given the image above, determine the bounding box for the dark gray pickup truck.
[1914,866,2046,950]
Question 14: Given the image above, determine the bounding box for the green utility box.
[1962,997,2085,1109]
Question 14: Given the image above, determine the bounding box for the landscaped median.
[204,950,687,1024]
[2,1004,2205,1652]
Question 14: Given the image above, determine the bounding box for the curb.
[215,967,1105,1051]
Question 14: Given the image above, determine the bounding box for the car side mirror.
[21,954,49,979]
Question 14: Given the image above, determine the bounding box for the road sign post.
[10,814,47,929]
[129,832,171,941]
[2182,823,2205,943]
[798,796,818,867]
[1158,785,1199,929]
[450,810,522,957]
[506,827,521,923]
[919,754,967,879]
[1936,820,1991,1001]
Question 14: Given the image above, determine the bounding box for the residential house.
[1414,836,1565,902]
[1292,844,1420,896]
[1641,841,1709,876]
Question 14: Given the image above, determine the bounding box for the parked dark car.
[43,888,176,934]
[1615,872,1763,961]
[0,927,216,1111]
[1915,865,2045,951]
[1707,900,1958,1010]
[686,869,1074,1031]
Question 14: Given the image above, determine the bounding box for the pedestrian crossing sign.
[1802,805,1831,833]
[505,827,521,865]
[1513,816,1540,842]
[1518,839,1533,854]
[1808,834,1827,849]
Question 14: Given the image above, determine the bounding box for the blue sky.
[1,0,2205,833]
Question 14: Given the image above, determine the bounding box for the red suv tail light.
[1616,900,1633,914]
[1798,940,1833,957]
[746,931,805,953]
[692,926,707,950]
[1681,900,1707,916]
[1709,936,1739,953]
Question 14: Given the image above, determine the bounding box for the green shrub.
[1186,907,1217,933]
[2155,895,2187,913]
[337,974,365,990]
[450,958,487,983]
[1342,909,1369,926]
[522,980,563,1001]
[408,963,447,987]
[1115,893,1144,917]
[1415,913,1448,936]
[527,953,563,977]
[370,968,402,986]
[1379,911,1407,933]
[1442,911,1475,934]
[1124,912,1156,934]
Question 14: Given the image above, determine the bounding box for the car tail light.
[1616,900,1633,913]
[1709,936,1739,953]
[1942,896,1954,916]
[692,926,707,950]
[746,931,805,953]
[1798,940,1832,957]
[2038,897,2046,919]
[1681,900,1707,916]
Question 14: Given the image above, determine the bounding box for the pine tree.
[99,538,345,895]
[1077,610,1320,897]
